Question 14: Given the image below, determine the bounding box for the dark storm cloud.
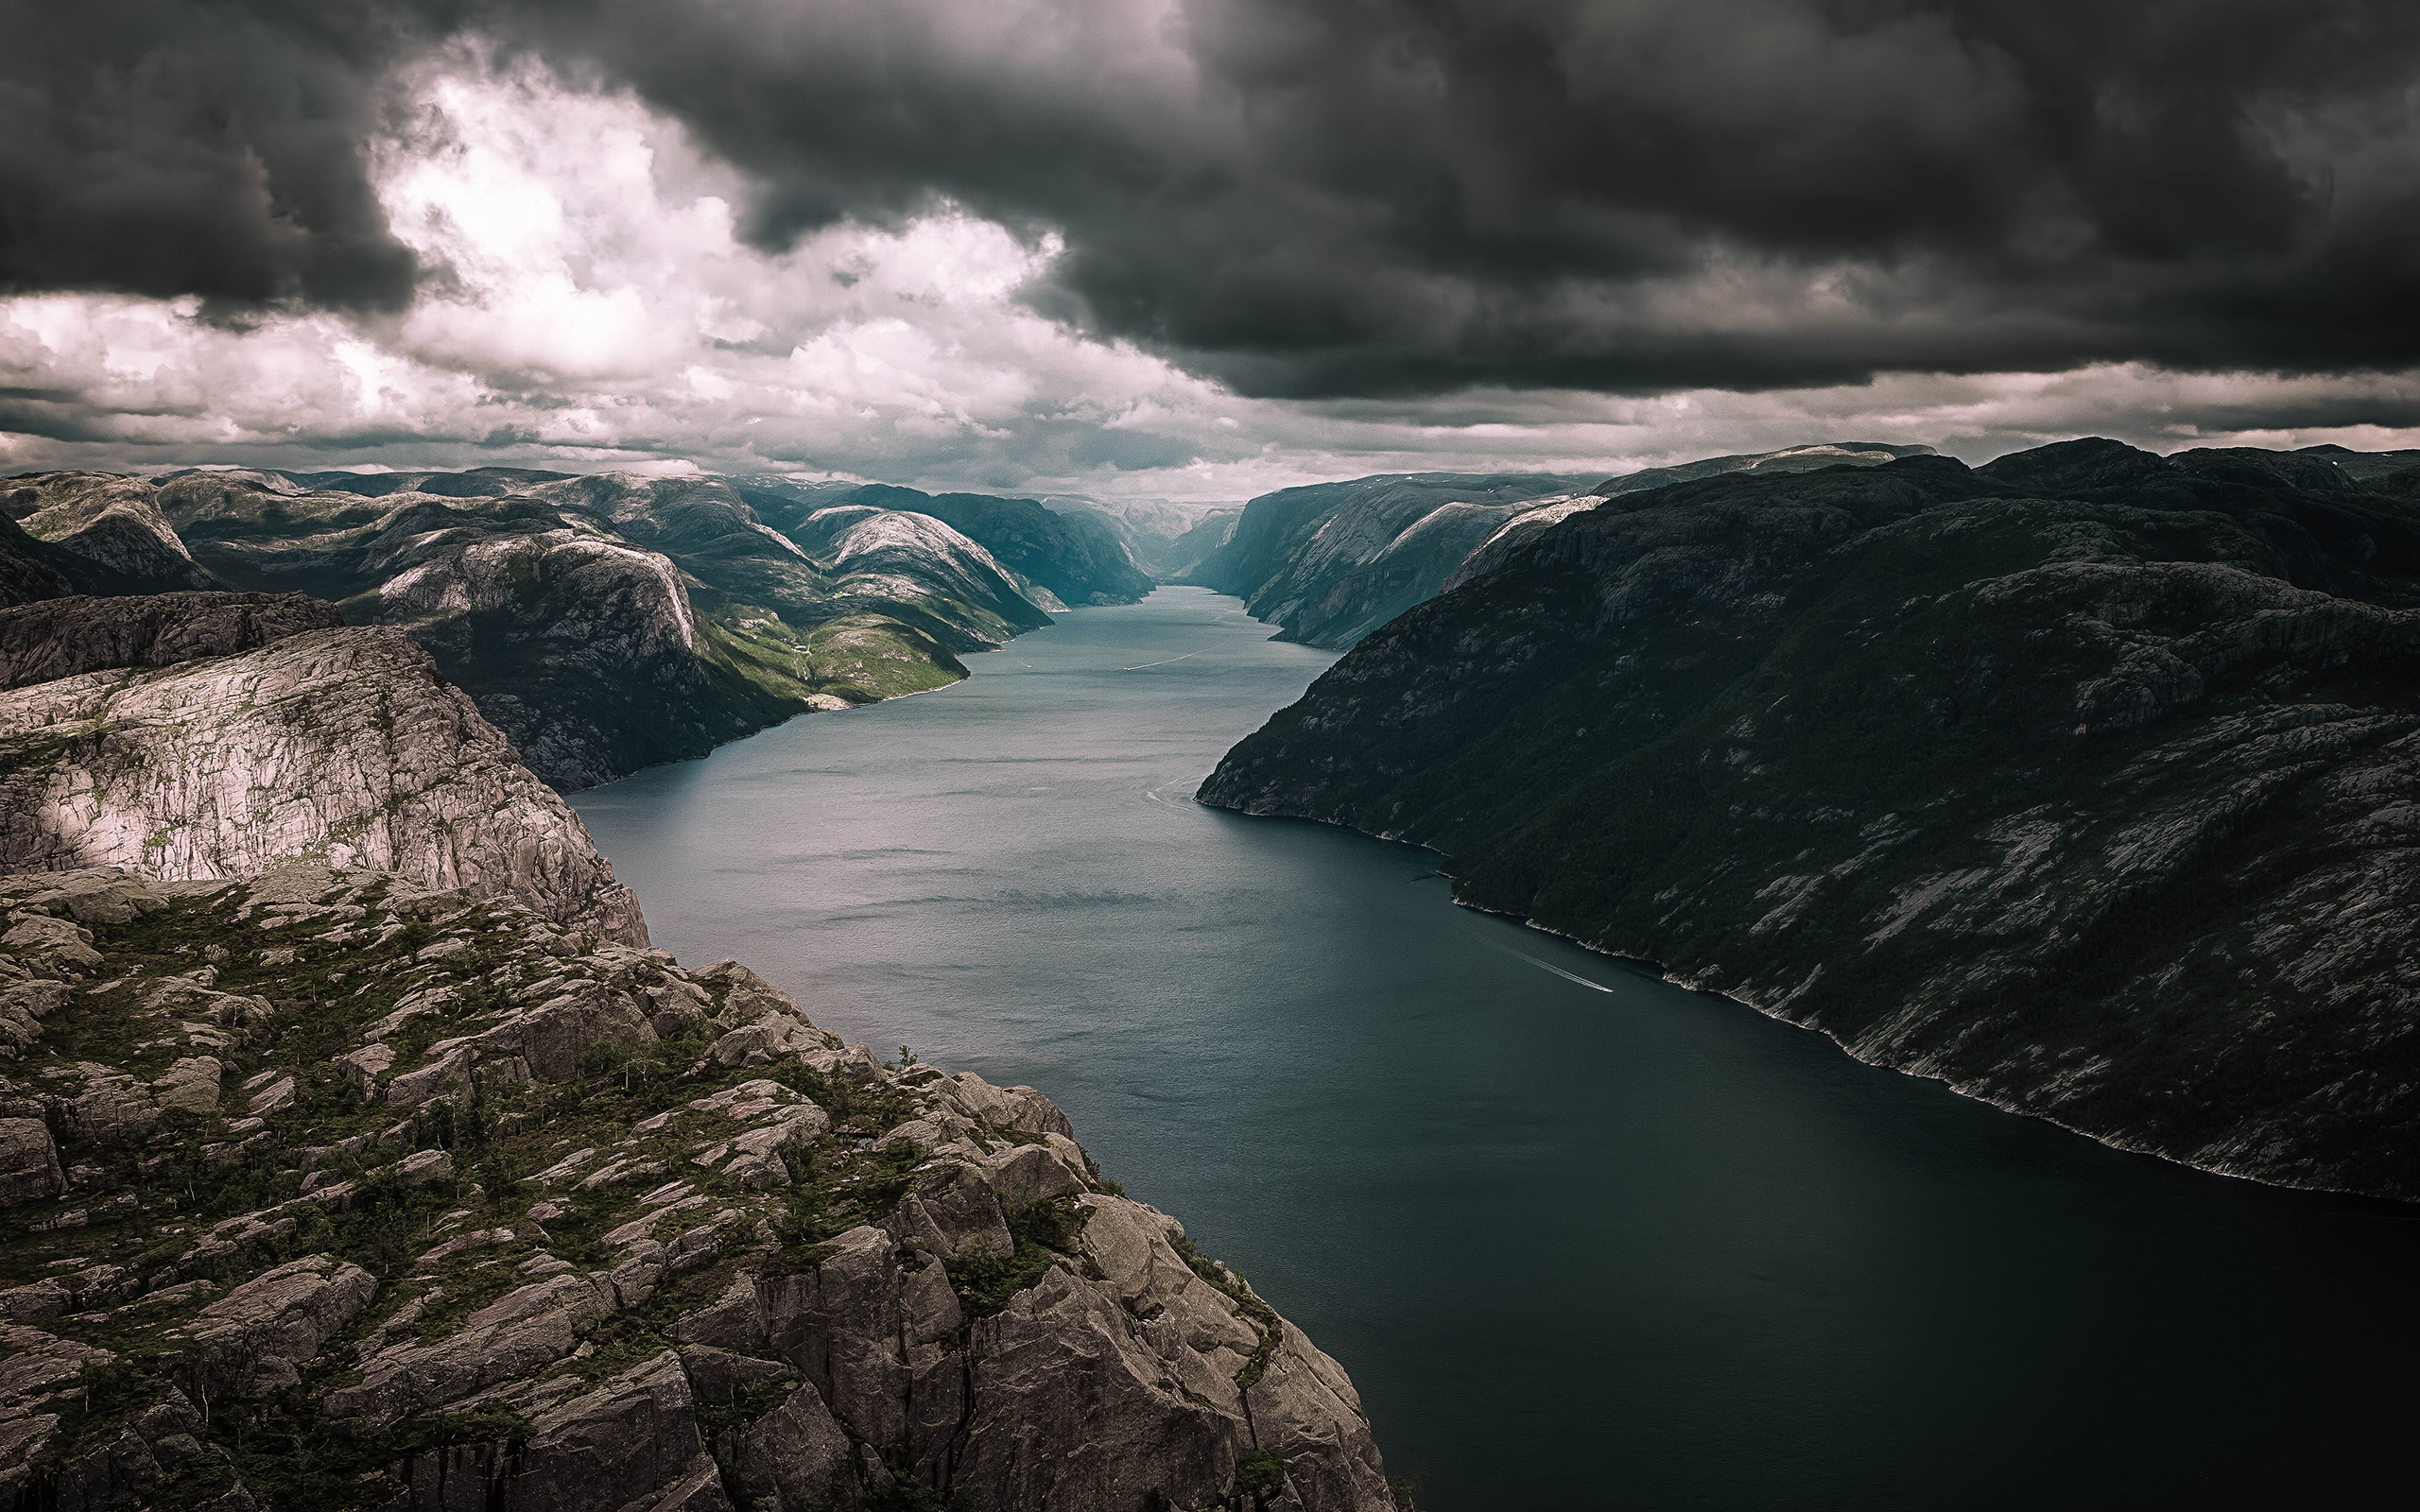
[0,0,455,311]
[11,0,2420,394]
[478,0,2420,395]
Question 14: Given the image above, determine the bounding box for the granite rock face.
[0,592,342,689]
[0,866,1388,1512]
[1202,440,2420,1200]
[0,622,646,944]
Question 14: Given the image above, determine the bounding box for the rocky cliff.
[1188,451,1938,653]
[0,605,646,945]
[0,864,1391,1512]
[1201,440,2420,1201]
[1181,473,1599,649]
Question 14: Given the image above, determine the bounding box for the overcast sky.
[6,0,2419,499]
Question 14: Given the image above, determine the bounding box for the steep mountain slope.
[150,469,1056,789]
[1183,472,1600,648]
[1191,450,1937,652]
[840,486,1154,606]
[2,472,217,595]
[1201,441,2420,1200]
[0,592,340,689]
[1154,508,1243,581]
[0,600,645,943]
[0,515,77,608]
[0,863,1391,1511]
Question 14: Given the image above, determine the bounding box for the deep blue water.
[575,587,2420,1511]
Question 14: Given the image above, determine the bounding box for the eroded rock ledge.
[0,865,1390,1512]
[0,615,646,946]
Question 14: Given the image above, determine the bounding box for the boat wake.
[1489,940,1616,992]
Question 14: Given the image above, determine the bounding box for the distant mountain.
[1040,496,1244,578]
[2295,443,2420,483]
[1201,439,2420,1201]
[1596,440,1936,495]
[2,471,218,595]
[1187,447,1938,652]
[1182,472,1602,648]
[833,486,1155,607]
[0,466,1075,789]
[1153,507,1244,581]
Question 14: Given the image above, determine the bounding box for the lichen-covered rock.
[0,863,1390,1512]
[187,1254,378,1396]
[0,625,647,944]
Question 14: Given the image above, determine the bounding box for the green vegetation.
[1232,1448,1286,1496]
[944,1197,1090,1316]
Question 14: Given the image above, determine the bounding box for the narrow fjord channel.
[575,588,2420,1511]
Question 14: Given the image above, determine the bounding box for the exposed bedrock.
[0,618,646,944]
[0,866,1387,1512]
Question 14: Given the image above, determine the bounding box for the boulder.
[889,1162,1014,1263]
[943,1072,1076,1138]
[981,1143,1085,1211]
[188,1254,378,1397]
[152,1057,224,1115]
[469,984,656,1081]
[0,979,68,1055]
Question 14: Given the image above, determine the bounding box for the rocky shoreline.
[0,863,1389,1511]
[0,590,1394,1511]
[1202,441,2420,1204]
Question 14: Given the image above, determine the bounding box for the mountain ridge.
[1200,439,2420,1201]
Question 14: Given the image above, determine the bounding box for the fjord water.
[575,588,2420,1511]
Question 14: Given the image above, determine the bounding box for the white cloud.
[2,49,2418,496]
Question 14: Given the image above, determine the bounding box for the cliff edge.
[0,596,646,945]
[0,864,1389,1512]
